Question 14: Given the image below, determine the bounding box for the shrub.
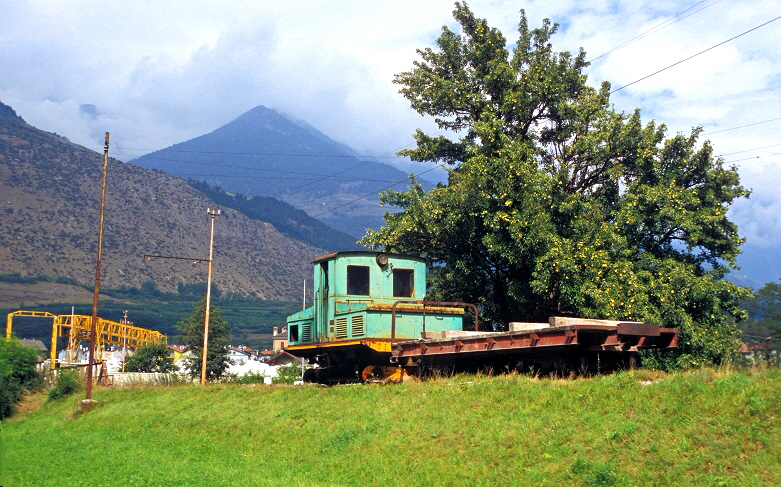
[48,369,82,401]
[223,371,267,384]
[0,337,43,419]
[273,362,303,385]
[124,343,178,373]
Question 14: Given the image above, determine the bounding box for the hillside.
[4,368,780,486]
[0,105,323,302]
[129,105,431,238]
[187,180,361,251]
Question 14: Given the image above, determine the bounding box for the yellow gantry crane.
[6,310,167,369]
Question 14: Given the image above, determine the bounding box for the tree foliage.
[741,280,781,351]
[273,362,303,385]
[47,369,82,401]
[360,3,751,367]
[176,299,232,381]
[124,343,179,373]
[0,337,43,418]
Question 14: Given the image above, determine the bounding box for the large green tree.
[361,3,751,367]
[176,299,231,381]
[741,280,781,353]
[124,343,179,373]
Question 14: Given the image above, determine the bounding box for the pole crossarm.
[143,254,211,263]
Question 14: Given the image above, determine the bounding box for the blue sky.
[1,0,779,284]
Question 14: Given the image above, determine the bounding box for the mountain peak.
[0,101,27,125]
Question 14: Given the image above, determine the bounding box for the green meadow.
[3,368,780,487]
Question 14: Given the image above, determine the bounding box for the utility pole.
[121,310,128,373]
[141,209,220,385]
[86,132,110,401]
[201,208,220,385]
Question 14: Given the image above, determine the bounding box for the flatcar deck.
[390,322,678,373]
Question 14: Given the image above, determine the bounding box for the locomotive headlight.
[376,253,389,266]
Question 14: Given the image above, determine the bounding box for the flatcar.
[285,251,677,383]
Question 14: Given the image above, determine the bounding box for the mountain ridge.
[129,105,429,237]
[0,107,325,301]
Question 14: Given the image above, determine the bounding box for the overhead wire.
[610,13,781,93]
[716,143,781,157]
[112,152,378,178]
[267,128,447,199]
[310,164,443,219]
[724,151,781,164]
[114,8,778,223]
[113,127,448,221]
[163,173,405,183]
[588,0,724,63]
[114,147,400,159]
[704,117,781,135]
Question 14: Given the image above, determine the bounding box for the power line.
[311,165,443,219]
[268,129,447,199]
[589,0,724,63]
[160,173,405,183]
[611,14,781,94]
[724,151,781,164]
[112,152,391,179]
[704,117,781,135]
[115,147,401,159]
[717,143,781,157]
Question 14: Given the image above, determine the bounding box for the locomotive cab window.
[393,269,414,297]
[347,265,370,295]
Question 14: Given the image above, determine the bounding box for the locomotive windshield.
[393,269,414,297]
[347,265,370,295]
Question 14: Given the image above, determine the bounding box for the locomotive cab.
[285,251,466,382]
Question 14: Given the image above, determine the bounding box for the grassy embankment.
[2,367,780,487]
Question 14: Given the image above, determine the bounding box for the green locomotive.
[285,251,469,383]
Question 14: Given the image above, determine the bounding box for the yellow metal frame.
[6,310,167,369]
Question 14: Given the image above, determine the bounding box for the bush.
[48,369,82,401]
[0,337,43,419]
[223,371,267,384]
[273,363,303,385]
[124,343,178,373]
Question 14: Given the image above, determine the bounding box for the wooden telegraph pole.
[86,132,110,401]
[200,208,220,385]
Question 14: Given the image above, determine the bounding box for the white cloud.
[1,0,780,280]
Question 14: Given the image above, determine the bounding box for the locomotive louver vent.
[335,317,349,339]
[302,324,312,342]
[351,315,365,337]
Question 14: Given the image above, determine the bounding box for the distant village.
[18,325,303,383]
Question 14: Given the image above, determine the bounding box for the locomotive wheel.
[303,368,320,383]
[361,365,413,383]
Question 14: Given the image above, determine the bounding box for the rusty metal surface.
[391,301,479,341]
[390,324,678,363]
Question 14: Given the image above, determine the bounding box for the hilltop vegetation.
[188,180,360,251]
[3,368,779,486]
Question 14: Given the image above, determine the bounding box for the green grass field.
[2,368,780,487]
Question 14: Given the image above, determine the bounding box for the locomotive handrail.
[390,301,479,342]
